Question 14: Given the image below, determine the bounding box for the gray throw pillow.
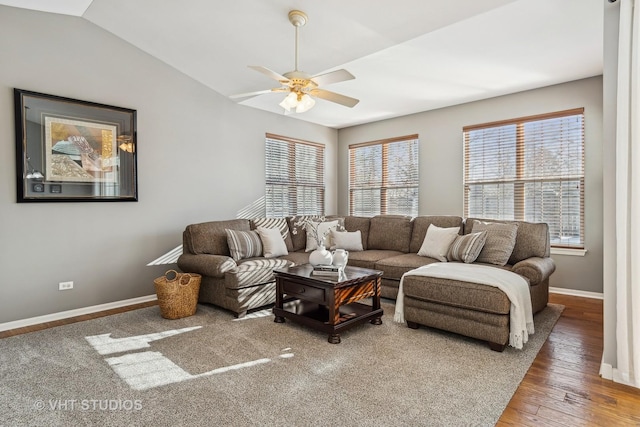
[471,222,518,266]
[447,231,487,263]
[225,229,263,261]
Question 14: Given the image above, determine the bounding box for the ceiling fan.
[230,10,359,113]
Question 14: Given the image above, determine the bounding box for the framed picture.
[14,89,137,202]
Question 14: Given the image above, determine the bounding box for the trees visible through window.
[265,133,325,217]
[349,135,419,217]
[463,108,585,248]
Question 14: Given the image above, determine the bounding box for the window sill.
[551,247,587,256]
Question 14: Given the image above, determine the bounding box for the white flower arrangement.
[292,216,343,248]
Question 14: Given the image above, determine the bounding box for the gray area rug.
[0,301,563,427]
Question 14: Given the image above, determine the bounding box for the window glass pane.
[467,183,514,220]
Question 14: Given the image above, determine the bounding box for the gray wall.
[338,76,604,293]
[0,6,337,324]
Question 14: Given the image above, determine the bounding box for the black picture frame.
[14,89,137,202]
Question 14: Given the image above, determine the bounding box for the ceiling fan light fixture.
[279,92,298,112]
[296,94,315,113]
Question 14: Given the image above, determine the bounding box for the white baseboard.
[600,362,639,388]
[0,294,158,333]
[549,287,603,300]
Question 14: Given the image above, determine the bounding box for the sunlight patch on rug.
[86,326,293,391]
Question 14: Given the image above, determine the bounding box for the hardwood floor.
[2,294,639,425]
[499,293,640,426]
[0,300,157,338]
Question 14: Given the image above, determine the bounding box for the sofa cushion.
[447,231,488,263]
[343,216,371,250]
[368,215,413,252]
[251,217,293,252]
[409,216,464,253]
[347,249,405,270]
[225,229,263,261]
[375,253,439,280]
[184,219,251,256]
[256,226,288,258]
[330,230,364,251]
[472,221,518,266]
[277,250,309,266]
[465,218,550,264]
[402,275,511,315]
[417,224,460,261]
[225,258,292,289]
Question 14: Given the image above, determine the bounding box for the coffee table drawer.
[282,280,326,304]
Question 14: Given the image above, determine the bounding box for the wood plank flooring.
[498,293,640,426]
[2,294,639,425]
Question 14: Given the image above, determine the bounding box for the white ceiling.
[1,0,603,129]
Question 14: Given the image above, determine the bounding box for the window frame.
[463,108,585,249]
[348,134,419,217]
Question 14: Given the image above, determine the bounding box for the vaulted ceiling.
[1,0,603,129]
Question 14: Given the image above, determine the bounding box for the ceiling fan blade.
[230,87,288,100]
[311,69,355,87]
[310,89,359,108]
[248,65,289,83]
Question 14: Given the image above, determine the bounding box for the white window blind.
[349,135,419,217]
[463,108,585,248]
[265,133,325,217]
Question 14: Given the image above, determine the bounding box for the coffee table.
[273,264,383,344]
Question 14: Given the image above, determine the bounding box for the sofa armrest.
[177,253,237,278]
[512,257,556,286]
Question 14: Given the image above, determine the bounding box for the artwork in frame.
[14,89,137,202]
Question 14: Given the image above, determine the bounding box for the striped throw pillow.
[447,231,487,263]
[225,229,263,261]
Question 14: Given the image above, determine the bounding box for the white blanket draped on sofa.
[394,263,535,349]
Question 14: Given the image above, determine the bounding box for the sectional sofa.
[177,215,554,327]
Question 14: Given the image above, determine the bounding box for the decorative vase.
[331,249,349,269]
[309,245,333,266]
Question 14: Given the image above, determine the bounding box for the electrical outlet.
[58,281,74,291]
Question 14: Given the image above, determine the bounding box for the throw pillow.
[447,231,488,263]
[305,220,339,252]
[225,229,263,261]
[251,217,293,251]
[472,221,518,266]
[256,226,288,258]
[417,224,460,262]
[330,230,364,251]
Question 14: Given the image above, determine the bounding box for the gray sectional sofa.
[177,214,555,349]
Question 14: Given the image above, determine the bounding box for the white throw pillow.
[417,224,460,262]
[305,220,339,252]
[330,230,364,251]
[256,226,288,258]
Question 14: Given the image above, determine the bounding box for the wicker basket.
[153,270,201,319]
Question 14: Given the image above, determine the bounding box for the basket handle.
[179,273,192,286]
[164,270,179,282]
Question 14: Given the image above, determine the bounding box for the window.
[349,135,419,216]
[265,133,324,217]
[463,108,585,248]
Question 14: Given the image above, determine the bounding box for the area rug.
[0,301,563,426]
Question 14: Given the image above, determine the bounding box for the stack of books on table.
[311,264,341,277]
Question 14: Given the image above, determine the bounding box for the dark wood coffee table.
[273,264,383,344]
